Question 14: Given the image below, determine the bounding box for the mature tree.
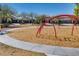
[19,12,37,24]
[27,12,37,24]
[20,12,27,20]
[18,12,30,23]
[74,3,79,16]
[35,15,47,24]
[0,4,2,30]
[0,4,16,27]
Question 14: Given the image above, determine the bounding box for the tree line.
[0,4,48,28]
[0,3,79,28]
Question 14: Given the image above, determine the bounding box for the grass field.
[8,25,79,48]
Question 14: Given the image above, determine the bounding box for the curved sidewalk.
[1,27,79,56]
[1,35,79,56]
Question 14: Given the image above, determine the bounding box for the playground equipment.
[36,14,79,38]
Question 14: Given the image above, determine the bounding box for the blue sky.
[3,3,75,16]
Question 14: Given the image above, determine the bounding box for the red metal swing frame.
[36,14,79,38]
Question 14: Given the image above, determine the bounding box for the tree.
[19,12,37,24]
[74,3,79,16]
[19,12,27,23]
[0,4,16,27]
[19,12,31,24]
[27,12,37,24]
[0,4,2,31]
[35,15,47,24]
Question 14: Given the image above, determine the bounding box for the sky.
[2,3,75,16]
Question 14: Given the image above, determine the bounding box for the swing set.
[36,14,79,38]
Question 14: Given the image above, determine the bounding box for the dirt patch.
[0,43,46,56]
[8,25,79,48]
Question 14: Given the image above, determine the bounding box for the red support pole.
[36,23,45,37]
[75,21,78,32]
[53,24,57,38]
[75,25,78,32]
[71,24,74,36]
[71,20,78,36]
[71,20,75,36]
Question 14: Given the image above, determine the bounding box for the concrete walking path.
[0,27,79,56]
[1,35,79,56]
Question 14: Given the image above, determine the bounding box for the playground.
[8,14,79,48]
[1,3,79,56]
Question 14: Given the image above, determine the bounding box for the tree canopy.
[74,3,79,16]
